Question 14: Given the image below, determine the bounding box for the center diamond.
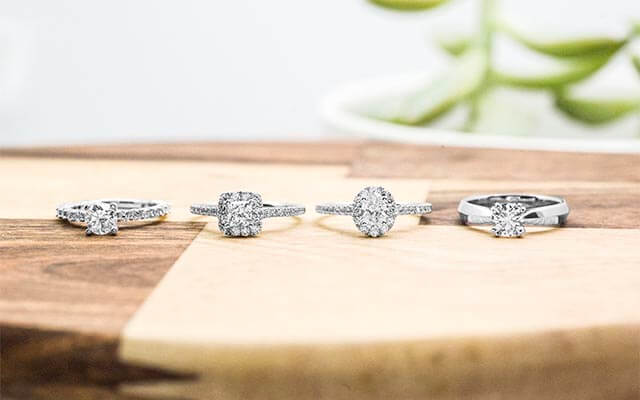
[490,202,527,237]
[218,191,263,237]
[352,186,397,237]
[84,201,118,236]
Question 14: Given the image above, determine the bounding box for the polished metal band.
[458,194,569,226]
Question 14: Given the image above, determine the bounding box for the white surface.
[0,0,638,146]
[0,0,445,146]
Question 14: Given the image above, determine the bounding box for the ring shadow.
[465,224,560,237]
[192,215,304,239]
[313,215,425,239]
[59,216,170,231]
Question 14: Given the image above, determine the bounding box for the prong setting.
[490,202,527,238]
[84,201,119,236]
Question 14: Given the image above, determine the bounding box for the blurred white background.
[0,0,638,146]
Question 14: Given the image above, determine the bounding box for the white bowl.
[320,72,640,154]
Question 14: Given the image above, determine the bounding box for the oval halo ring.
[316,186,432,237]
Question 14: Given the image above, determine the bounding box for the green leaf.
[555,90,640,124]
[632,54,640,76]
[361,48,487,125]
[369,0,448,11]
[493,51,613,89]
[437,34,471,56]
[494,19,627,57]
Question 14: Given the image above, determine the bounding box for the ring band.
[457,194,569,237]
[190,191,305,237]
[191,203,305,218]
[56,199,170,236]
[316,186,432,237]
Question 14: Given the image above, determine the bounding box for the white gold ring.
[56,199,170,236]
[316,186,432,237]
[457,194,569,237]
[190,191,305,237]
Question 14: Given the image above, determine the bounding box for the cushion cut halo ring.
[315,186,432,237]
[56,199,170,236]
[457,194,569,238]
[190,191,305,237]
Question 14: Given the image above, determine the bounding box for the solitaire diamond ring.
[56,199,170,236]
[190,191,305,237]
[457,194,569,238]
[316,186,432,237]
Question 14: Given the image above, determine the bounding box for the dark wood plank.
[421,186,640,229]
[1,325,194,400]
[0,219,204,335]
[351,143,640,182]
[1,219,204,398]
[0,141,361,165]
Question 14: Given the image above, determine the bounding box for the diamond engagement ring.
[457,194,569,238]
[190,191,305,237]
[56,199,170,236]
[315,186,432,237]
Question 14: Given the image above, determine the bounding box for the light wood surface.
[1,142,639,400]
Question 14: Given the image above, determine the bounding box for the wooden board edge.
[1,324,197,400]
[119,324,640,400]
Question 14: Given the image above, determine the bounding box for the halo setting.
[352,186,397,237]
[217,191,263,237]
[316,186,431,237]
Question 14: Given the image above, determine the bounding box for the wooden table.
[1,142,639,400]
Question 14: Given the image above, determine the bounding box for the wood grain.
[5,141,640,182]
[121,221,640,399]
[352,143,640,182]
[1,219,204,398]
[1,142,639,400]
[0,141,361,165]
[122,325,640,400]
[1,326,194,400]
[0,219,204,334]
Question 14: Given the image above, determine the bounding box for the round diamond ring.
[190,191,305,237]
[457,194,569,238]
[315,186,432,237]
[56,199,170,236]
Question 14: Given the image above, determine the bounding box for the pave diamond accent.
[352,186,396,237]
[396,203,432,215]
[190,205,217,216]
[84,202,118,236]
[490,202,527,238]
[218,191,263,237]
[315,204,354,215]
[260,205,306,218]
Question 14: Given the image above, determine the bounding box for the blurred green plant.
[366,0,640,132]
